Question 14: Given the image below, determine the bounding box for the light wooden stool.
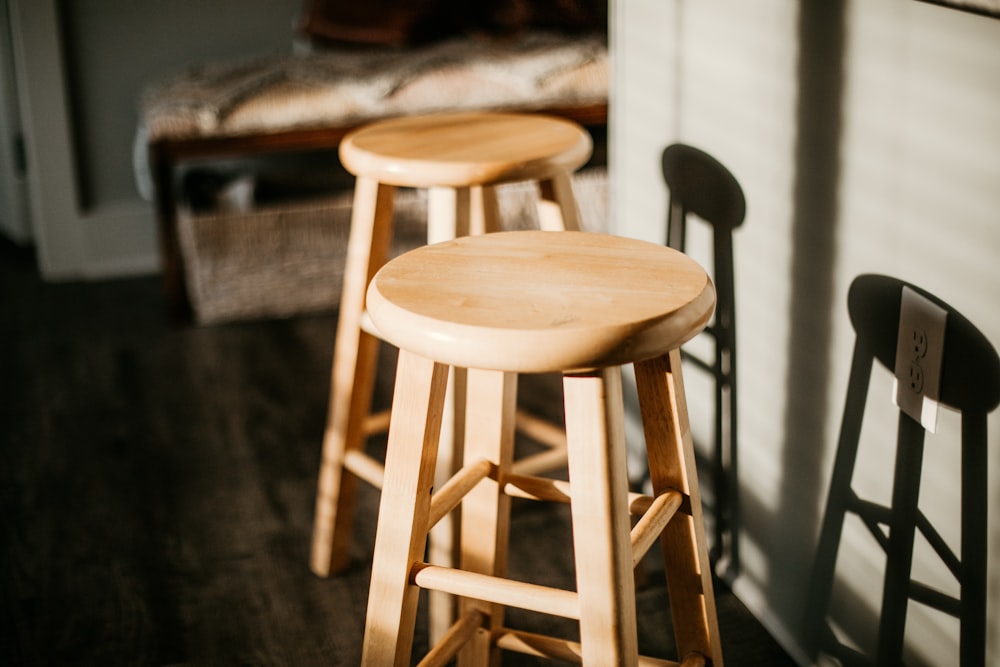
[309,113,593,634]
[361,230,723,667]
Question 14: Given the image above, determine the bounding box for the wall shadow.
[767,0,847,655]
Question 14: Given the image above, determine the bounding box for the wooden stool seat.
[362,230,723,667]
[339,112,593,189]
[367,230,715,372]
[310,112,593,641]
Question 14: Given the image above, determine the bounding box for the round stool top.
[339,112,592,188]
[366,231,715,373]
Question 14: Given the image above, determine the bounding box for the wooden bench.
[137,32,609,318]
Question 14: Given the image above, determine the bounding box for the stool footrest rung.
[417,610,484,667]
[514,408,567,452]
[342,450,385,489]
[503,473,658,516]
[428,458,495,529]
[494,627,692,666]
[509,446,569,476]
[362,408,391,437]
[631,490,684,566]
[411,562,581,619]
[503,473,572,504]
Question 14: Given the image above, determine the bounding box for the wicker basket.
[177,168,607,325]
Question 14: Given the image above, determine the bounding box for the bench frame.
[150,101,608,318]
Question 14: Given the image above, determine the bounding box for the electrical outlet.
[893,286,947,432]
[911,329,927,359]
[907,362,924,394]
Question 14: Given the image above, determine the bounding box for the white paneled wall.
[612,1,1000,664]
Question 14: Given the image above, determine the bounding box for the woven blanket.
[139,31,607,142]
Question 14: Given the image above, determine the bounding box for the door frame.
[9,0,156,279]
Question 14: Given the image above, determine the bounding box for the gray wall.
[61,0,301,207]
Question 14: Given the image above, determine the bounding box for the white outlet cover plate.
[892,286,947,432]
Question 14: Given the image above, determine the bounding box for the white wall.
[10,0,300,278]
[612,0,1000,664]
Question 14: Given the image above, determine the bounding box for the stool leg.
[427,366,466,643]
[635,349,723,666]
[470,185,502,235]
[563,367,639,666]
[310,176,395,577]
[426,186,472,642]
[537,171,581,231]
[428,186,471,242]
[362,350,450,666]
[457,368,517,667]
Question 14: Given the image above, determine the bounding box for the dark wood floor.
[0,237,797,666]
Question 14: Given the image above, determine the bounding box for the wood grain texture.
[361,350,448,665]
[367,230,716,373]
[637,350,723,666]
[0,237,796,666]
[311,175,396,577]
[563,368,640,665]
[315,112,589,642]
[339,112,593,188]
